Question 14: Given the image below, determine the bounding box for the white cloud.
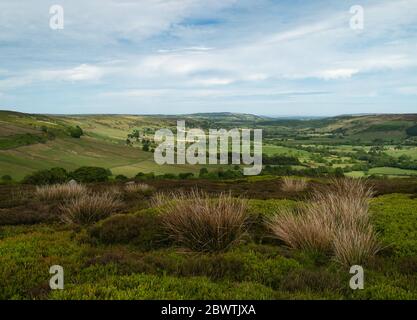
[39,64,106,82]
[317,68,359,80]
[193,77,235,86]
[397,87,417,95]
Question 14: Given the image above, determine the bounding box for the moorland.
[0,110,416,300]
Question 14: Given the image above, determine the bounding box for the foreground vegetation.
[0,177,416,300]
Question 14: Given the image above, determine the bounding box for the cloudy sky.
[0,0,416,116]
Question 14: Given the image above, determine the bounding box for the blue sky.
[0,0,416,116]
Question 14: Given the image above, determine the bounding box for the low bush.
[279,268,347,294]
[0,204,56,226]
[371,194,417,257]
[49,272,278,300]
[84,244,301,290]
[89,209,164,250]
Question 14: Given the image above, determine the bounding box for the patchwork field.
[1,111,417,181]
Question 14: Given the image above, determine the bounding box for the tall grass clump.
[60,192,121,225]
[267,178,381,265]
[266,207,334,254]
[155,190,249,252]
[36,183,87,201]
[281,177,308,192]
[125,183,154,195]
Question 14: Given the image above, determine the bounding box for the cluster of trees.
[263,165,344,177]
[354,148,417,171]
[126,129,156,152]
[262,154,300,165]
[133,166,244,181]
[22,166,111,185]
[406,124,417,137]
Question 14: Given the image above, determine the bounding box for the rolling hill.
[1,110,416,180]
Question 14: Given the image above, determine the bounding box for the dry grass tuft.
[155,190,249,252]
[125,183,154,194]
[333,226,382,266]
[281,177,308,192]
[266,207,334,254]
[59,192,121,225]
[267,178,381,265]
[36,183,87,201]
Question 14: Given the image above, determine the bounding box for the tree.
[69,126,84,138]
[199,168,209,176]
[406,124,417,137]
[70,167,111,183]
[1,175,12,183]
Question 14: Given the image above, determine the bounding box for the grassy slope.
[0,111,200,180]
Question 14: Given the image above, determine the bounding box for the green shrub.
[352,283,417,300]
[0,205,56,226]
[135,172,155,180]
[69,126,84,138]
[22,167,68,185]
[247,199,298,243]
[279,268,347,294]
[178,172,194,179]
[1,175,12,183]
[0,133,47,150]
[199,167,209,176]
[115,175,128,182]
[371,194,417,257]
[49,272,278,300]
[160,173,177,179]
[70,167,111,183]
[0,226,86,299]
[406,124,417,137]
[89,209,164,250]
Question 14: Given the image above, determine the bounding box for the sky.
[0,0,416,116]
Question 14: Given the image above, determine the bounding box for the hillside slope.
[0,111,200,180]
[1,110,416,180]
